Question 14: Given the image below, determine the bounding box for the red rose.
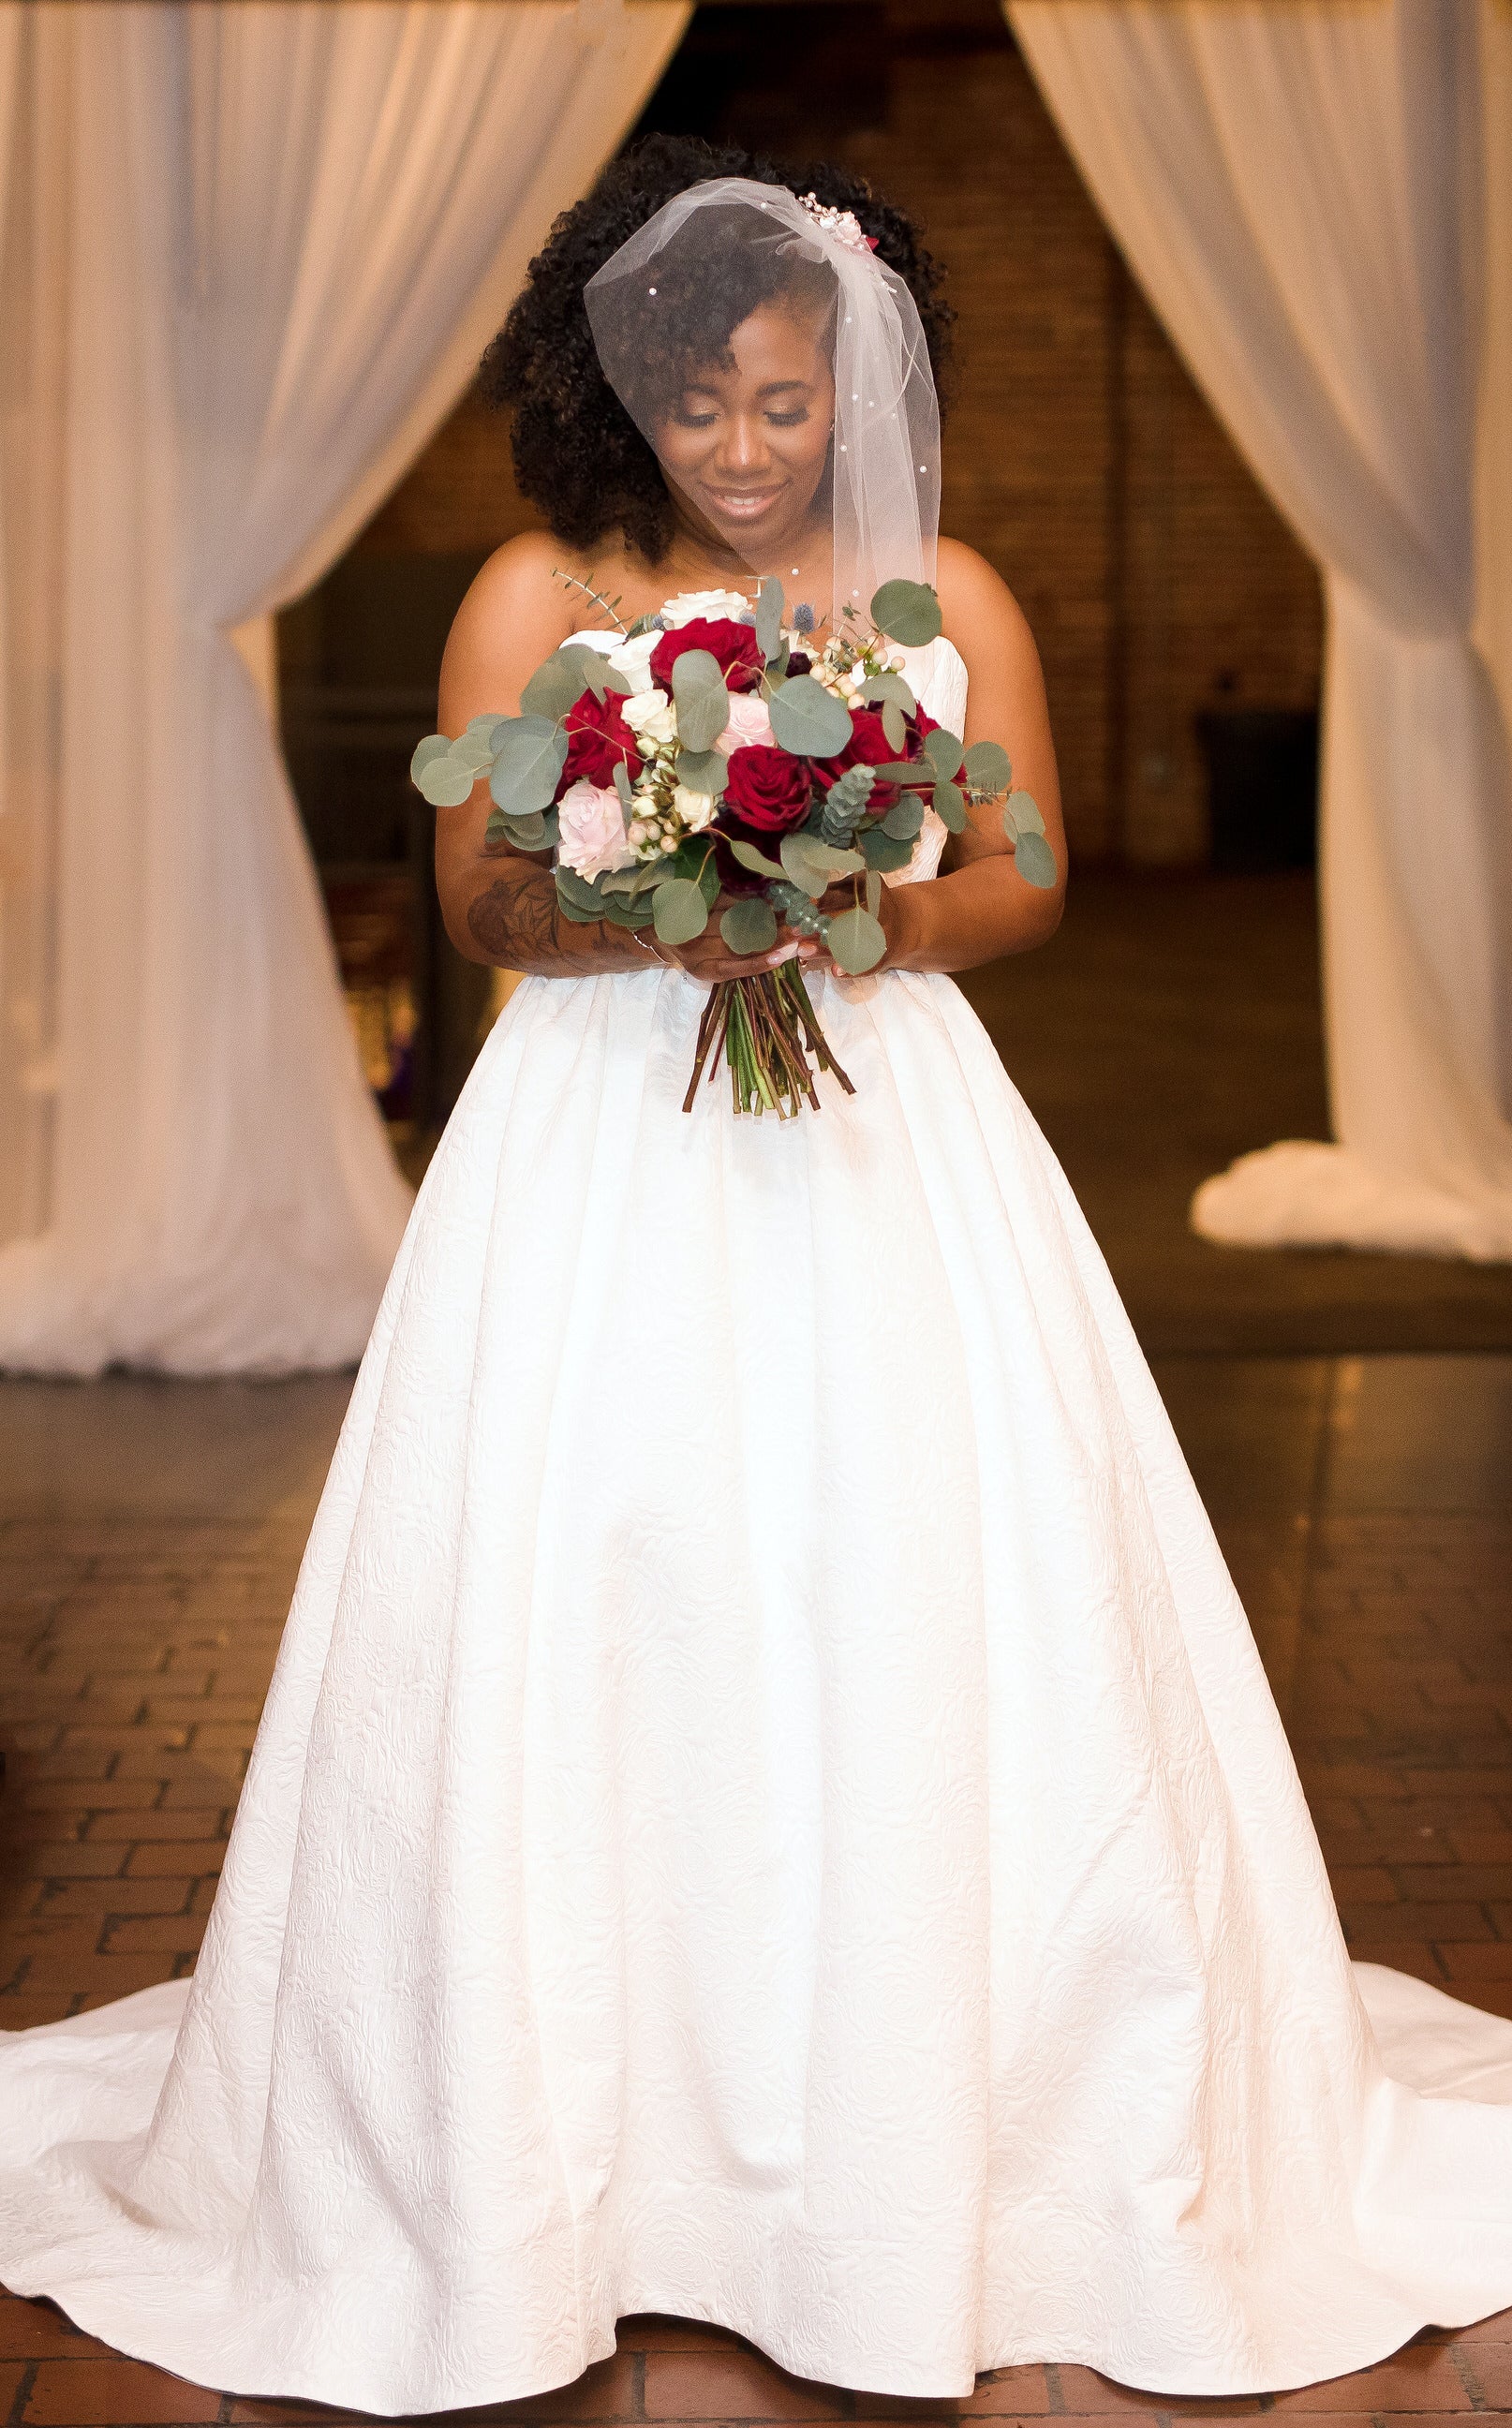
[650,616,763,696]
[814,705,914,812]
[559,690,637,792]
[718,744,813,835]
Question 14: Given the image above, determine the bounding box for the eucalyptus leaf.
[675,748,728,797]
[452,732,497,773]
[825,906,888,974]
[881,792,925,841]
[599,895,655,929]
[768,674,854,758]
[881,701,906,753]
[720,897,778,955]
[779,833,830,899]
[1012,830,1059,890]
[858,669,918,714]
[793,834,866,879]
[870,579,941,647]
[652,877,711,946]
[599,862,650,895]
[613,761,633,811]
[859,828,914,873]
[520,655,591,720]
[730,838,788,882]
[504,810,549,851]
[935,781,967,833]
[489,717,569,817]
[556,866,606,915]
[417,756,477,810]
[410,733,452,781]
[922,725,964,783]
[865,868,883,919]
[671,836,721,908]
[600,665,635,696]
[874,761,929,784]
[963,740,1012,796]
[670,649,731,754]
[1005,788,1046,838]
[466,713,507,745]
[755,577,785,665]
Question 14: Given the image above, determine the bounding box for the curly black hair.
[481,132,955,566]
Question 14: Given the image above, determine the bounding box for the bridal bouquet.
[411,577,1052,1117]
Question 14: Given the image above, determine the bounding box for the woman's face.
[653,303,836,566]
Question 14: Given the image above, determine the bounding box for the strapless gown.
[2,637,1511,2419]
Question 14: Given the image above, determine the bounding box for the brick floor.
[1,1355,1508,2424]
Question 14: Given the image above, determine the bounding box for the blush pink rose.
[714,692,776,757]
[556,778,635,881]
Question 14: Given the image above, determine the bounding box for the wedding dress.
[3,634,1511,2420]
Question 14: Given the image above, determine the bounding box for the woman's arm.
[433,535,815,983]
[433,536,651,976]
[876,540,1068,975]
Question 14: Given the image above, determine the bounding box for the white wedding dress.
[3,636,1512,2419]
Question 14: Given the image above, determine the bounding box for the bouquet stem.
[682,963,856,1118]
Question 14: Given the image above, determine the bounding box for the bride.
[2,134,1511,2421]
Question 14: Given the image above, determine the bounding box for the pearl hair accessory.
[796,192,878,256]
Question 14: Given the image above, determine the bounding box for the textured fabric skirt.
[2,964,1511,2418]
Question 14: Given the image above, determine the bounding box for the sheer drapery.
[0,0,689,1374]
[1011,0,1512,1261]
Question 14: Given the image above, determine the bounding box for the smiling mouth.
[704,482,788,522]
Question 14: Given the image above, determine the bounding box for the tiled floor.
[1,1348,1508,2425]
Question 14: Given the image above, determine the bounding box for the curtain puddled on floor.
[0,0,688,1374]
[1011,0,1512,1263]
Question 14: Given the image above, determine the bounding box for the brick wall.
[342,0,1323,866]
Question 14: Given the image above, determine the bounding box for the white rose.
[673,784,718,834]
[556,778,636,881]
[713,692,776,756]
[619,687,677,751]
[660,588,753,629]
[606,629,659,694]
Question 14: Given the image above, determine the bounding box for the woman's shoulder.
[934,537,1045,685]
[450,531,588,649]
[936,537,1033,644]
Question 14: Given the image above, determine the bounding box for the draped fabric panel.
[1009,0,1512,1262]
[0,0,689,1374]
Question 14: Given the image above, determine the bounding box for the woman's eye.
[767,411,808,428]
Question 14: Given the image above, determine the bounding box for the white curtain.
[0,0,688,1375]
[1010,0,1512,1263]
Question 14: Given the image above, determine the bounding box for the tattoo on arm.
[464,855,640,976]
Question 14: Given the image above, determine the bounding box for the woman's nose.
[714,414,769,476]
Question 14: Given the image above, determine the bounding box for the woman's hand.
[633,889,808,985]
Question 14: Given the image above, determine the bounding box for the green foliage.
[675,748,728,798]
[963,740,1011,796]
[768,674,854,758]
[416,754,477,810]
[720,897,779,955]
[755,577,784,664]
[410,733,452,781]
[1004,788,1046,839]
[866,868,882,919]
[934,781,967,833]
[670,649,730,754]
[652,877,711,945]
[824,906,888,974]
[1012,831,1059,890]
[869,579,941,647]
[489,717,569,818]
[859,828,914,873]
[820,763,877,848]
[729,837,788,883]
[780,832,864,898]
[881,700,906,753]
[880,792,925,841]
[921,725,964,783]
[857,668,918,715]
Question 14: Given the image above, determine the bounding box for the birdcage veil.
[583,175,941,622]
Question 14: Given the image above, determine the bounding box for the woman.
[1,133,1510,2421]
